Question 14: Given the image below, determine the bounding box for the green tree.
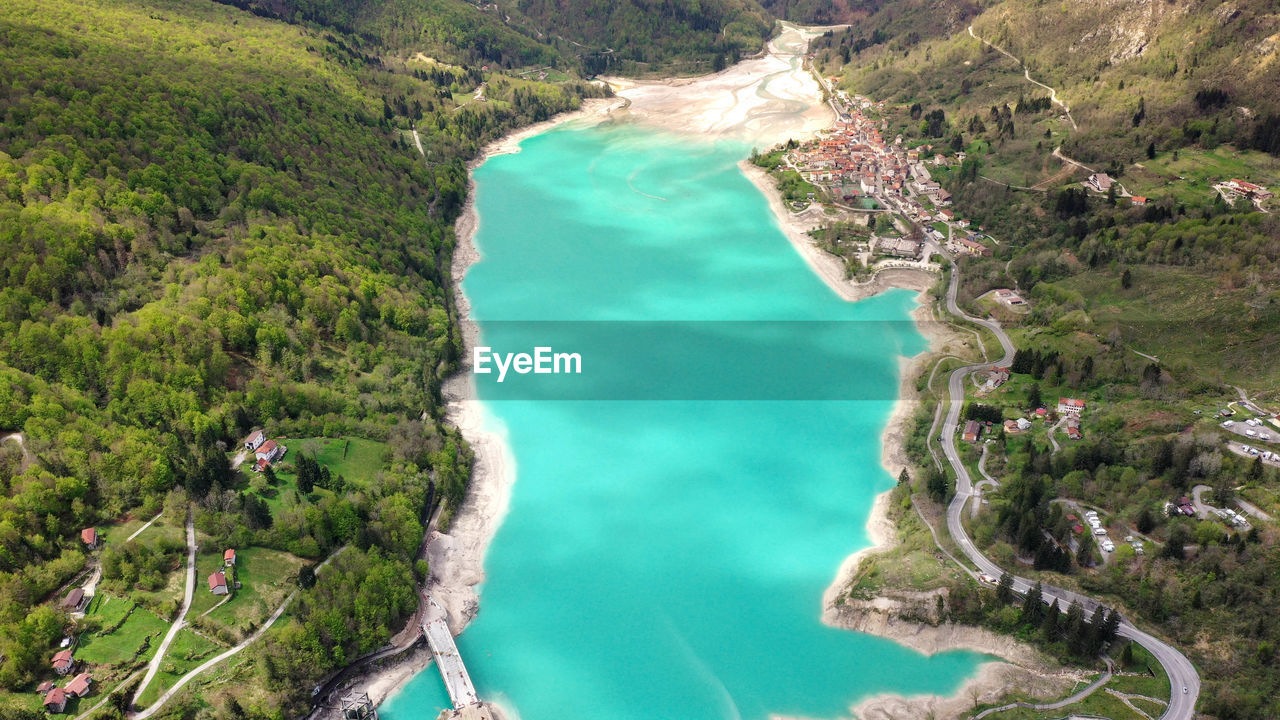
[297,565,317,590]
[1041,598,1061,640]
[1027,383,1042,410]
[995,572,1015,604]
[1077,532,1096,567]
[1020,581,1044,625]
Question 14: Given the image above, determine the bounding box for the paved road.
[131,510,197,708]
[935,266,1200,720]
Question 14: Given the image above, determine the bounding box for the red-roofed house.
[81,528,97,549]
[1057,398,1087,415]
[65,673,92,698]
[44,687,67,713]
[209,571,229,595]
[1131,196,1147,206]
[1067,426,1083,440]
[51,649,75,676]
[254,439,286,465]
[224,549,236,566]
[962,420,981,443]
[37,680,55,694]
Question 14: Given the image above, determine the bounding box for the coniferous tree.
[1065,600,1086,653]
[1041,598,1061,640]
[1027,382,1042,410]
[1021,581,1044,626]
[996,572,1015,604]
[1087,605,1109,655]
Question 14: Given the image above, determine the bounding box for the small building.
[1086,173,1113,192]
[209,571,229,595]
[1057,398,1086,415]
[65,673,92,699]
[61,588,86,612]
[81,528,97,549]
[254,440,286,465]
[962,420,981,443]
[51,649,75,676]
[1003,419,1020,433]
[1130,196,1147,206]
[44,687,67,714]
[224,549,236,566]
[37,680,55,694]
[1016,418,1033,431]
[958,237,991,256]
[1067,426,1083,440]
[993,289,1026,307]
[243,430,265,451]
[879,237,922,259]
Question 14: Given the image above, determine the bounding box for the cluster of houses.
[1221,178,1274,202]
[243,429,287,473]
[42,652,92,713]
[782,97,985,242]
[209,548,237,595]
[989,397,1086,439]
[788,106,915,200]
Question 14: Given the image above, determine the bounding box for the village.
[13,428,384,717]
[956,356,1279,570]
[780,82,998,265]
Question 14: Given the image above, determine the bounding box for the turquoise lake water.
[381,123,987,719]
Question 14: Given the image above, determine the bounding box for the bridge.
[421,594,479,710]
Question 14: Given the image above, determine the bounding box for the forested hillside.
[0,0,604,716]
[492,0,775,74]
[806,1,1280,717]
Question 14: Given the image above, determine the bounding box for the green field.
[247,436,388,514]
[187,547,305,641]
[1124,146,1280,207]
[135,628,223,708]
[1048,267,1280,387]
[77,597,169,667]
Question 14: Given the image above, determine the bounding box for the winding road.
[967,26,1077,131]
[131,509,197,708]
[128,546,349,720]
[935,265,1200,719]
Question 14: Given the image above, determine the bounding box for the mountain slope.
[0,0,598,715]
[493,0,776,73]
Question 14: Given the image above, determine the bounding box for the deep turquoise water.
[382,123,986,719]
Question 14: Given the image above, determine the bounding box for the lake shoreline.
[313,98,625,719]
[742,154,1082,718]
[356,34,1054,720]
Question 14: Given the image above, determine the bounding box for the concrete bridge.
[421,595,479,710]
